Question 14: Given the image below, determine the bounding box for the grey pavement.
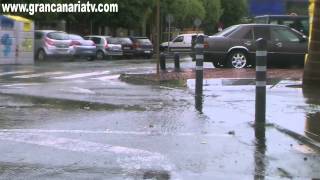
[0,58,319,179]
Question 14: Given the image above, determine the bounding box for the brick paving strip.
[120,68,304,84]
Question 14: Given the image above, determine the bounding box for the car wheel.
[37,49,46,61]
[96,51,104,60]
[227,51,248,69]
[87,56,95,61]
[213,61,223,68]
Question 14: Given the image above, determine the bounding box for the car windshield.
[106,38,119,44]
[213,25,240,37]
[47,32,69,40]
[69,34,84,40]
[137,38,152,45]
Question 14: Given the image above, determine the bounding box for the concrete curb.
[272,123,320,152]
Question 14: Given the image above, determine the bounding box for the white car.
[160,33,203,53]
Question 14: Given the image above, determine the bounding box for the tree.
[220,0,248,28]
[201,0,222,34]
[303,0,320,86]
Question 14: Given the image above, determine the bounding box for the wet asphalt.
[0,57,320,179]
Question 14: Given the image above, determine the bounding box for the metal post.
[255,38,267,125]
[160,53,166,71]
[195,35,204,112]
[174,53,180,71]
[167,18,171,54]
[156,0,160,76]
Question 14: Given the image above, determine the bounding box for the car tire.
[87,56,95,61]
[213,61,224,68]
[227,50,248,69]
[37,49,46,61]
[96,51,105,60]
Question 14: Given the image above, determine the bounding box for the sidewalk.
[120,68,303,84]
[121,67,320,151]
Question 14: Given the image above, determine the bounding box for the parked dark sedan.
[129,37,154,59]
[203,24,308,68]
[113,37,135,57]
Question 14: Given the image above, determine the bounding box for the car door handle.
[276,42,283,48]
[244,41,252,46]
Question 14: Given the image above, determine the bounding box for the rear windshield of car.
[107,38,120,44]
[213,25,240,37]
[69,34,84,40]
[47,32,69,40]
[116,38,132,44]
[136,38,152,45]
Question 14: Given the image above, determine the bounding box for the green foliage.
[0,0,248,34]
[220,0,248,28]
[201,0,222,34]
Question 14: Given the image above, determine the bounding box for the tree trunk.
[303,0,320,86]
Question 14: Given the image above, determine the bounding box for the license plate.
[144,51,151,53]
[124,47,130,50]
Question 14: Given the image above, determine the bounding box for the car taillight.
[70,41,81,46]
[105,43,109,49]
[133,43,140,49]
[45,38,54,46]
[204,41,209,49]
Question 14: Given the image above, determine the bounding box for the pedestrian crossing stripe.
[13,72,66,79]
[0,70,33,76]
[52,71,111,80]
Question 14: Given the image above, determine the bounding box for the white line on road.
[52,71,111,80]
[0,70,33,76]
[13,72,66,79]
[0,129,232,137]
[91,74,120,81]
[61,87,96,94]
[0,132,175,174]
[1,83,41,87]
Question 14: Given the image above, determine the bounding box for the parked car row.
[34,30,154,61]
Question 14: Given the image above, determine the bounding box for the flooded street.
[0,58,320,179]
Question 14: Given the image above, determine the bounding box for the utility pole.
[303,0,320,86]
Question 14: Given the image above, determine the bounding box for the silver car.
[34,30,72,61]
[69,34,96,60]
[84,36,123,60]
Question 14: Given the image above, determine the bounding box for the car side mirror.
[300,35,307,42]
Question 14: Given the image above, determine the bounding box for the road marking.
[13,72,66,79]
[61,87,96,94]
[1,83,41,87]
[0,132,175,173]
[0,70,33,76]
[0,129,233,137]
[91,74,120,81]
[52,71,111,80]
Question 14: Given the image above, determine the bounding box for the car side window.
[91,37,101,45]
[243,29,253,40]
[173,36,184,43]
[271,27,300,42]
[253,27,270,40]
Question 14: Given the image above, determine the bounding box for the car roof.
[84,35,110,38]
[35,30,66,34]
[254,15,308,19]
[238,23,291,28]
[130,36,149,39]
